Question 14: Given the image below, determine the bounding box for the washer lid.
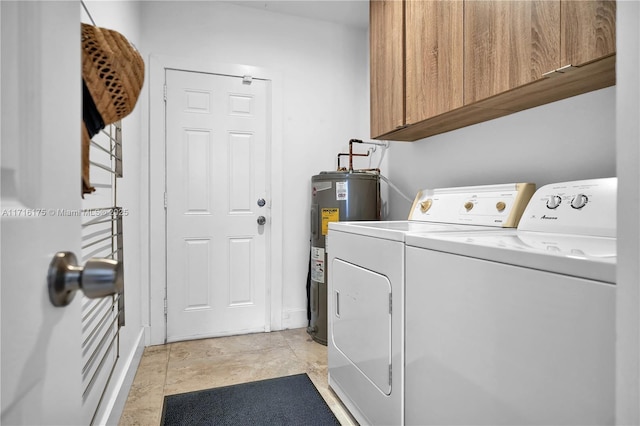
[405,230,616,283]
[329,220,489,241]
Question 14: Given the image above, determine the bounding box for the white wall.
[384,87,616,219]
[139,1,371,329]
[80,1,146,424]
[616,1,640,423]
[81,0,144,337]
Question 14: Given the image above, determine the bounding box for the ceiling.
[230,0,370,30]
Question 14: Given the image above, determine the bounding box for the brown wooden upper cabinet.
[370,0,404,138]
[370,0,616,141]
[405,0,464,125]
[561,1,616,67]
[464,1,561,104]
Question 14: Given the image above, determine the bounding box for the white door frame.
[147,55,284,345]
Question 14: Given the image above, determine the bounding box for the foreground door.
[165,69,269,342]
[1,2,83,424]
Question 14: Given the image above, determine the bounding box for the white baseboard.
[95,328,146,425]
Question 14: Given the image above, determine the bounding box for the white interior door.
[1,1,83,424]
[165,69,269,342]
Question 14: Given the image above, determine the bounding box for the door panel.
[165,69,268,342]
[1,2,83,424]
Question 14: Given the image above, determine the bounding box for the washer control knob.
[464,201,474,212]
[420,199,433,213]
[496,201,506,212]
[571,194,588,209]
[546,195,562,209]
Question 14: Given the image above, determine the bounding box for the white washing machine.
[404,178,617,425]
[327,183,536,425]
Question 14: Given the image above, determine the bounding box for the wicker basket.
[81,23,144,195]
[81,23,144,125]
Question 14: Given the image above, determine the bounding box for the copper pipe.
[337,139,387,172]
[348,139,360,171]
[337,152,369,171]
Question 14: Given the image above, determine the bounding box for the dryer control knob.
[496,201,506,212]
[464,201,474,212]
[420,199,433,213]
[546,195,562,209]
[571,194,588,209]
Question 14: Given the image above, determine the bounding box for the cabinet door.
[561,0,616,67]
[464,0,560,104]
[405,0,463,124]
[370,0,404,138]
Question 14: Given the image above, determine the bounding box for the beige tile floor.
[119,328,357,425]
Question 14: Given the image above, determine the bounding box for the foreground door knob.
[48,251,123,307]
[257,216,266,225]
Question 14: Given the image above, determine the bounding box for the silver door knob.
[47,251,123,307]
[257,216,266,225]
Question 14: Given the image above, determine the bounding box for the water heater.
[308,171,381,344]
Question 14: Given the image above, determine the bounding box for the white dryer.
[404,178,616,425]
[327,183,536,425]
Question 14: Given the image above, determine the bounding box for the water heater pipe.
[336,138,413,207]
[338,139,390,172]
[337,152,369,171]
